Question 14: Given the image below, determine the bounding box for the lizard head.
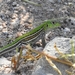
[47,21,61,28]
[44,20,60,30]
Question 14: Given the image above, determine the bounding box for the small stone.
[68,17,75,25]
[22,49,27,55]
[11,13,18,19]
[11,18,19,28]
[21,12,30,22]
[57,0,62,3]
[8,34,13,39]
[0,25,3,31]
[48,0,54,3]
[20,8,26,13]
[12,2,17,7]
[16,32,22,37]
[68,2,73,6]
[28,16,34,23]
[14,10,18,13]
[6,0,11,3]
[63,27,71,37]
[2,23,7,28]
[49,8,54,11]
[2,28,8,34]
[64,27,70,32]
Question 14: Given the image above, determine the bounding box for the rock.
[63,27,70,36]
[0,57,11,65]
[31,37,74,75]
[57,0,62,3]
[2,22,7,28]
[48,0,54,3]
[6,0,11,3]
[2,28,8,34]
[12,2,17,7]
[64,27,70,32]
[67,17,75,25]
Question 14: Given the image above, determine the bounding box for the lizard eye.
[52,21,55,24]
[46,24,48,27]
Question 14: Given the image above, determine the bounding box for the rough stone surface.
[32,37,74,75]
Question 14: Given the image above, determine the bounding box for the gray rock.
[2,28,8,34]
[57,0,62,3]
[68,17,75,25]
[73,0,75,2]
[12,2,17,7]
[48,0,54,3]
[0,57,11,65]
[63,27,71,36]
[64,27,70,32]
[32,37,74,75]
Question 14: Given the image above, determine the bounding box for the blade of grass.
[25,44,73,66]
[70,40,75,63]
[23,0,41,6]
[46,56,62,75]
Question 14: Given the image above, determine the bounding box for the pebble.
[6,0,11,3]
[2,28,8,34]
[11,13,18,19]
[56,0,62,3]
[48,0,54,3]
[16,32,22,37]
[8,34,13,38]
[62,27,71,37]
[68,2,73,6]
[68,17,75,25]
[0,25,3,31]
[64,27,70,32]
[11,18,19,27]
[2,23,7,28]
[12,2,17,7]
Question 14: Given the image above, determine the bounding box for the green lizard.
[0,20,60,56]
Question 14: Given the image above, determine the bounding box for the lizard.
[0,20,60,56]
